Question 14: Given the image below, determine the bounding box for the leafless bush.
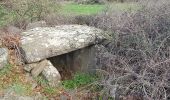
[91,0,170,99]
[74,0,106,4]
[44,14,75,26]
[3,0,59,29]
[74,0,138,4]
[45,14,95,26]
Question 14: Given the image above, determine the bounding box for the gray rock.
[42,60,61,87]
[72,45,96,72]
[24,63,37,72]
[31,60,49,77]
[28,59,61,87]
[21,25,105,63]
[0,48,8,69]
[26,21,47,30]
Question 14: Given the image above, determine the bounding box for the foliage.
[1,0,59,28]
[90,0,170,99]
[62,73,98,89]
[108,2,140,11]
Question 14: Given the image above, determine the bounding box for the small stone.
[0,48,8,69]
[31,60,48,77]
[24,64,37,72]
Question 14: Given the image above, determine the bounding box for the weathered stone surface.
[21,25,104,63]
[26,21,47,30]
[24,63,37,72]
[72,45,96,72]
[0,48,8,69]
[42,60,61,87]
[28,59,61,86]
[49,46,96,74]
[31,60,49,77]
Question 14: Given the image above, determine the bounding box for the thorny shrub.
[2,0,59,29]
[88,0,170,99]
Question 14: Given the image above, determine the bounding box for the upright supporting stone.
[72,45,96,72]
[31,60,49,77]
[48,45,97,77]
[27,59,61,87]
[42,60,61,87]
[0,48,8,69]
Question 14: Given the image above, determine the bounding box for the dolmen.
[1,25,105,87]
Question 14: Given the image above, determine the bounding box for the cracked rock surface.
[21,25,105,63]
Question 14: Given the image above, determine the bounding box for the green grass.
[60,3,139,15]
[62,72,98,89]
[60,3,105,15]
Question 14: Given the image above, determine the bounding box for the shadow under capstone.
[47,45,96,80]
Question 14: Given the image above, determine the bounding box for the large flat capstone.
[21,25,105,63]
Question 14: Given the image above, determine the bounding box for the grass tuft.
[62,73,98,89]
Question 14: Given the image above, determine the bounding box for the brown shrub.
[90,0,170,99]
[0,27,23,65]
[44,14,95,26]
